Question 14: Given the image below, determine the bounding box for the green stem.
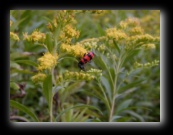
[50,97,53,122]
[51,68,56,85]
[109,52,122,122]
[97,80,111,111]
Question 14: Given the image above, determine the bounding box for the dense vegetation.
[10,10,160,122]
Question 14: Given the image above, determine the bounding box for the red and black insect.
[78,52,95,71]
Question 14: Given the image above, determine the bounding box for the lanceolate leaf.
[60,82,85,102]
[113,40,120,53]
[122,49,140,66]
[56,104,103,121]
[116,99,133,114]
[124,110,145,122]
[10,100,39,122]
[58,56,78,63]
[14,60,38,67]
[45,32,54,53]
[117,80,144,93]
[43,75,52,110]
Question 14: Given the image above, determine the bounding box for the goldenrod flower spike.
[31,30,46,42]
[60,43,87,58]
[61,71,96,83]
[31,73,47,83]
[142,44,156,49]
[59,24,80,44]
[37,52,58,71]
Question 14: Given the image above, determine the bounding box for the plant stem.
[109,52,122,122]
[109,75,118,122]
[50,97,53,122]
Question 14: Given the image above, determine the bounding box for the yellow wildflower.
[53,18,58,28]
[60,43,87,58]
[134,60,159,68]
[128,26,144,35]
[31,73,47,83]
[125,17,140,27]
[59,24,80,43]
[140,10,160,36]
[63,71,95,81]
[37,52,58,71]
[142,44,156,49]
[31,30,46,42]
[23,32,32,41]
[47,22,53,31]
[106,27,127,41]
[71,44,87,57]
[119,21,128,29]
[10,32,20,41]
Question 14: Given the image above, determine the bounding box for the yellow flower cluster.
[106,27,127,42]
[124,17,140,27]
[142,44,156,49]
[97,44,106,52]
[31,73,47,83]
[134,60,159,68]
[47,10,77,32]
[59,24,80,44]
[60,43,87,58]
[64,71,95,80]
[10,32,20,41]
[105,17,159,50]
[78,38,99,50]
[128,34,155,43]
[37,52,58,71]
[87,68,102,77]
[140,10,160,36]
[128,26,144,35]
[23,30,46,42]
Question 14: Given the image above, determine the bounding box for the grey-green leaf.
[43,75,52,109]
[14,60,38,67]
[56,104,103,121]
[116,99,133,114]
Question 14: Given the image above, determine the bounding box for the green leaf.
[113,40,120,53]
[136,101,154,107]
[56,104,103,121]
[10,100,39,122]
[122,49,140,66]
[117,80,144,93]
[10,82,19,91]
[14,60,38,67]
[100,76,112,101]
[96,23,105,36]
[112,116,122,121]
[28,44,46,52]
[58,56,78,63]
[42,16,53,24]
[60,82,85,102]
[45,32,54,53]
[43,75,52,109]
[124,110,145,122]
[72,108,87,122]
[116,99,133,114]
[10,61,21,70]
[82,89,110,110]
